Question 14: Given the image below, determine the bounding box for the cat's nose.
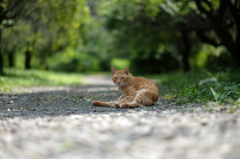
[118,82,120,84]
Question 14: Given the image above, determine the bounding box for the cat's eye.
[121,77,125,79]
[114,77,118,79]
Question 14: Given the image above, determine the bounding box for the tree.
[0,0,35,74]
[2,23,28,68]
[192,0,240,65]
[99,0,240,72]
[99,0,200,73]
[0,0,90,73]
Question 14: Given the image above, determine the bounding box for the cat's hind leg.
[124,89,157,108]
[114,94,135,108]
[123,101,145,108]
[92,101,115,107]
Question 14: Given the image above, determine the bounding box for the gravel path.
[0,75,239,159]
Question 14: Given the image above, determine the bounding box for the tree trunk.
[181,30,191,72]
[25,50,31,69]
[0,29,3,75]
[8,52,14,68]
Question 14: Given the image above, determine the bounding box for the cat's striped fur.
[92,67,159,108]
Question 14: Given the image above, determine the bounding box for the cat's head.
[111,67,130,86]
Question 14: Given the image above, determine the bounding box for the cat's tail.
[92,101,115,107]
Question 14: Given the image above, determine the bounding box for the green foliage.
[111,58,130,70]
[2,0,240,74]
[45,0,90,49]
[87,0,180,73]
[150,70,240,107]
[47,49,100,72]
[97,0,202,73]
[206,52,237,70]
[96,0,240,74]
[190,45,237,70]
[178,81,240,104]
[2,0,90,70]
[0,68,84,92]
[78,16,116,71]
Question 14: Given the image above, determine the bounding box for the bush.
[47,51,100,72]
[206,51,237,70]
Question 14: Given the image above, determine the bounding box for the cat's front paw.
[113,101,118,107]
[118,103,125,109]
[114,101,125,108]
[115,102,125,109]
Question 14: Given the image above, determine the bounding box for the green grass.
[147,69,240,112]
[0,68,84,92]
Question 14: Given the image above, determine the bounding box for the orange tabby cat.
[92,67,159,108]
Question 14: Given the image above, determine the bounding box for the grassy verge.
[147,69,240,112]
[0,68,84,92]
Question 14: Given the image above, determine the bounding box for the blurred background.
[0,0,240,75]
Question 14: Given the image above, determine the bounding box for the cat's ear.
[111,67,117,75]
[124,67,129,75]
